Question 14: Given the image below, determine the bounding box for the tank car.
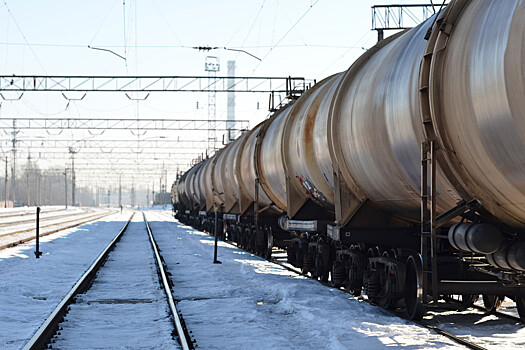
[174,0,525,321]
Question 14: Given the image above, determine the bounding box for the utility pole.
[37,173,41,206]
[26,170,29,206]
[4,157,8,208]
[64,168,68,209]
[118,174,122,208]
[146,184,149,208]
[131,184,135,208]
[11,120,17,206]
[26,153,32,206]
[164,167,167,208]
[69,147,78,206]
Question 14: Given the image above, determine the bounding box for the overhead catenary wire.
[2,0,47,74]
[150,0,184,47]
[88,0,120,47]
[252,0,320,73]
[0,42,361,50]
[276,0,307,46]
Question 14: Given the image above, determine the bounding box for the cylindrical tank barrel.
[431,1,525,227]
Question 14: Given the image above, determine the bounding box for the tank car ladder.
[421,140,439,303]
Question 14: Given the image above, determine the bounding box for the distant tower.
[227,60,236,142]
[131,184,135,208]
[11,120,17,205]
[205,56,220,153]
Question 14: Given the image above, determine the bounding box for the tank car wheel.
[363,247,379,299]
[248,230,256,253]
[236,226,243,244]
[302,247,315,276]
[379,263,400,310]
[265,227,273,260]
[287,244,297,266]
[295,243,305,269]
[347,246,365,296]
[242,228,251,249]
[404,254,424,320]
[459,294,479,308]
[482,294,503,313]
[331,259,347,288]
[515,297,525,322]
[313,239,330,282]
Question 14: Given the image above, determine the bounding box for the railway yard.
[0,208,523,350]
[2,0,525,349]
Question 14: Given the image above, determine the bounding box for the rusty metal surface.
[176,173,189,209]
[238,123,273,209]
[201,157,215,211]
[184,162,204,210]
[214,142,234,209]
[331,14,460,222]
[194,159,209,210]
[258,106,293,211]
[176,0,525,231]
[283,74,342,213]
[217,134,247,213]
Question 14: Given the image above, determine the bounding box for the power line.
[88,0,119,46]
[2,0,47,73]
[253,0,320,73]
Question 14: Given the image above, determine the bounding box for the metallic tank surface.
[174,0,525,322]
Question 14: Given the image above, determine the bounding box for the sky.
[0,0,436,192]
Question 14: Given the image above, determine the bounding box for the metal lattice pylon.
[205,56,220,154]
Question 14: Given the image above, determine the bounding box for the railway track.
[0,209,116,250]
[0,207,65,220]
[266,250,488,350]
[169,211,519,350]
[0,208,92,228]
[22,212,192,350]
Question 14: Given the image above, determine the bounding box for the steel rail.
[267,250,488,350]
[0,208,92,229]
[22,212,134,350]
[471,304,524,324]
[0,207,65,219]
[143,212,192,350]
[0,210,116,250]
[185,225,490,350]
[0,209,104,238]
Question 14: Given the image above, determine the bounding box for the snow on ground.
[424,302,525,349]
[0,206,84,226]
[146,211,466,350]
[0,206,66,219]
[0,210,133,349]
[3,208,522,349]
[0,207,113,248]
[53,214,179,349]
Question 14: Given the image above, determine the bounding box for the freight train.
[173,0,525,321]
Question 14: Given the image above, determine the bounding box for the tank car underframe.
[325,141,525,321]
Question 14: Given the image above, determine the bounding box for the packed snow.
[0,207,112,249]
[146,211,467,350]
[0,211,133,349]
[53,214,178,349]
[2,208,524,350]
